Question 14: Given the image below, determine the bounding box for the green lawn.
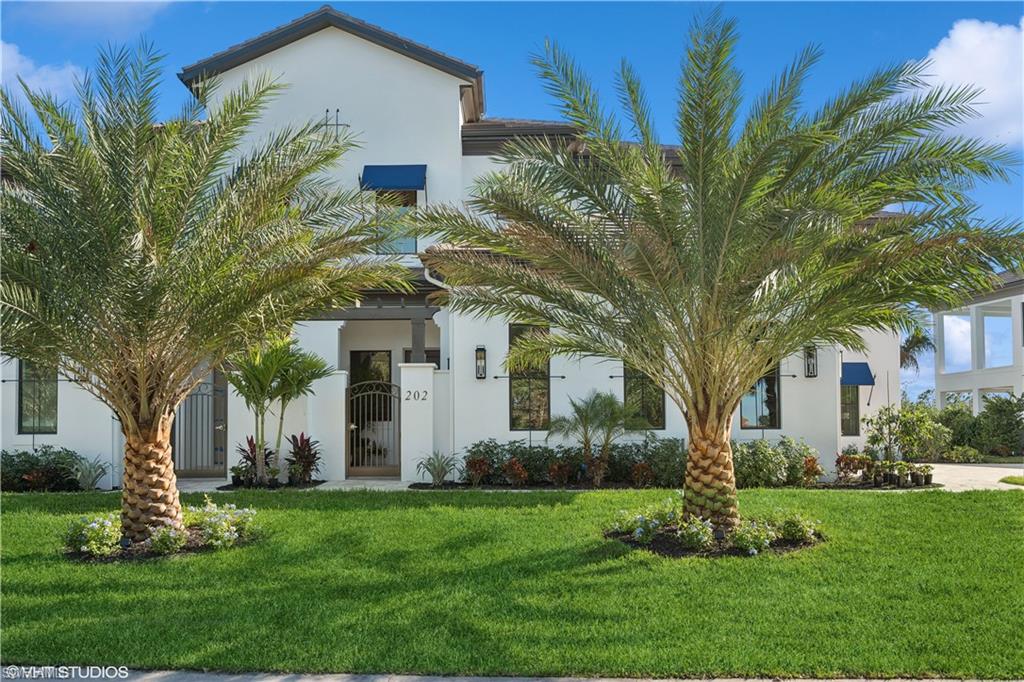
[2,488,1022,678]
[1001,475,1024,486]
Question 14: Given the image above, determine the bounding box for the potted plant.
[880,460,895,486]
[267,466,281,489]
[919,464,934,485]
[229,464,246,488]
[893,461,909,487]
[909,463,923,487]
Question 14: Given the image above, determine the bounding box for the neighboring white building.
[0,6,901,486]
[933,272,1023,414]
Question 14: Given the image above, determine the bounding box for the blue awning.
[359,164,427,191]
[841,362,875,386]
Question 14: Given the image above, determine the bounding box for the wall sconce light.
[804,345,818,378]
[475,345,487,379]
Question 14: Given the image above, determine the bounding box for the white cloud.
[6,2,170,38]
[923,17,1024,146]
[2,41,82,101]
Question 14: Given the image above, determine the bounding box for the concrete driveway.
[930,462,1023,491]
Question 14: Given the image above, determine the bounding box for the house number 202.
[405,390,429,401]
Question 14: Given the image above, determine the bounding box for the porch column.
[307,370,348,480]
[399,363,435,482]
[410,317,426,363]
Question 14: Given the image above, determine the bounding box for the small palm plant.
[420,12,1024,527]
[1,44,409,539]
[272,343,333,457]
[548,391,640,486]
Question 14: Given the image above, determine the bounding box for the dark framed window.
[18,360,57,434]
[375,190,417,254]
[402,348,441,369]
[624,366,665,429]
[508,324,550,430]
[840,385,860,436]
[739,366,781,429]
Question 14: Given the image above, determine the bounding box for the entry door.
[171,369,227,477]
[347,351,400,477]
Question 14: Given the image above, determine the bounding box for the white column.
[307,370,348,481]
[400,363,435,482]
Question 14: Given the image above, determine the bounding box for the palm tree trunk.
[121,414,184,542]
[684,416,739,529]
[274,398,289,469]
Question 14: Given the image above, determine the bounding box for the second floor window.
[375,190,418,255]
[740,366,781,429]
[18,360,58,434]
[624,365,665,429]
[509,324,550,430]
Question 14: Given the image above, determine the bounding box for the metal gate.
[171,370,227,477]
[347,380,400,477]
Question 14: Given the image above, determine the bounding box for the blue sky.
[3,1,1023,398]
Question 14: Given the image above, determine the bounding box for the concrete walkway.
[122,673,988,682]
[929,462,1023,491]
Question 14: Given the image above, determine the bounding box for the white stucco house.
[933,271,1023,413]
[0,6,901,487]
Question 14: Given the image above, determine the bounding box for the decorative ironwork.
[322,108,348,140]
[171,371,227,477]
[347,380,401,476]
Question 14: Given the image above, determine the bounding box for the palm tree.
[419,12,1024,527]
[900,327,936,373]
[1,44,409,540]
[225,337,294,485]
[547,390,604,481]
[271,341,332,459]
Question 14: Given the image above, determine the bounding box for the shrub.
[631,461,655,487]
[234,437,273,487]
[937,401,979,449]
[864,404,950,461]
[66,455,109,490]
[644,436,687,487]
[975,394,1024,456]
[284,433,321,484]
[802,456,825,486]
[730,519,776,556]
[147,525,187,555]
[507,441,556,484]
[835,453,872,481]
[63,512,120,557]
[733,440,787,488]
[676,516,714,550]
[777,436,816,486]
[502,457,528,485]
[944,445,983,463]
[416,451,460,487]
[1,446,80,492]
[777,515,819,544]
[185,496,258,549]
[464,455,491,487]
[548,459,572,486]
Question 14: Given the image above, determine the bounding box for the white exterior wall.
[0,359,121,489]
[208,27,469,262]
[934,293,1024,413]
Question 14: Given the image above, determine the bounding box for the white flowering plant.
[676,516,715,550]
[777,515,820,544]
[609,494,683,545]
[64,512,121,557]
[184,495,259,549]
[146,525,188,555]
[730,520,777,556]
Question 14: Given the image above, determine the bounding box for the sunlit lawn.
[2,487,1022,678]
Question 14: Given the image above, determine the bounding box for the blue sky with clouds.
[3,1,1022,399]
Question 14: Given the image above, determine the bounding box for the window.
[508,324,549,430]
[981,301,1013,368]
[624,366,665,429]
[840,385,859,436]
[941,312,972,373]
[402,348,441,369]
[18,360,57,434]
[739,366,781,429]
[375,190,417,254]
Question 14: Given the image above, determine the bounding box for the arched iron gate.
[171,370,227,477]
[347,380,401,477]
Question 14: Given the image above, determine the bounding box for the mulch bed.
[605,528,822,559]
[812,481,943,491]
[216,479,325,492]
[65,527,212,563]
